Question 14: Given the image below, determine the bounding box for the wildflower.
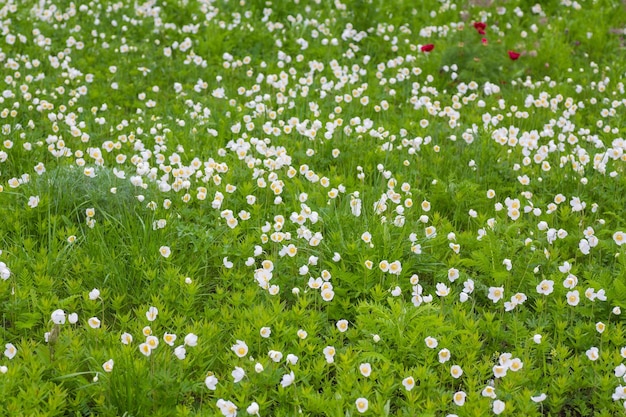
[102,359,114,373]
[51,309,66,325]
[533,334,542,344]
[164,333,177,346]
[232,340,249,357]
[359,363,372,377]
[509,358,523,371]
[402,376,415,391]
[488,287,504,303]
[4,344,17,360]
[536,280,554,295]
[139,343,151,356]
[146,335,159,350]
[184,333,198,347]
[246,402,260,415]
[0,366,6,373]
[531,393,547,402]
[566,290,580,306]
[586,346,599,361]
[482,385,497,399]
[425,336,438,349]
[438,348,451,363]
[493,400,505,414]
[508,51,521,60]
[355,397,369,413]
[614,231,626,246]
[174,345,186,360]
[268,350,283,362]
[286,354,298,365]
[260,327,271,338]
[448,268,460,282]
[159,246,171,258]
[121,333,133,345]
[280,371,295,387]
[323,346,336,363]
[420,44,434,52]
[27,196,40,208]
[453,391,467,406]
[146,306,158,321]
[450,365,463,379]
[89,288,100,300]
[88,317,101,329]
[436,282,450,297]
[336,320,349,333]
[232,367,245,383]
[493,365,507,378]
[474,21,487,34]
[216,399,237,417]
[205,374,218,390]
[143,326,152,337]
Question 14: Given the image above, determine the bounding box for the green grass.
[1,0,626,415]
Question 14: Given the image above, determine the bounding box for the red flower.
[481,38,488,45]
[474,22,487,35]
[421,44,434,52]
[508,50,521,60]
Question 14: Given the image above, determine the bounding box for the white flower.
[51,309,66,325]
[216,399,238,417]
[425,336,438,349]
[88,317,101,329]
[0,366,7,373]
[159,246,171,258]
[268,350,283,362]
[453,391,466,406]
[4,343,17,359]
[533,334,542,344]
[254,362,264,373]
[89,288,100,300]
[531,393,547,402]
[146,306,158,322]
[359,363,372,377]
[286,354,299,365]
[0,262,10,280]
[450,365,463,379]
[402,376,415,391]
[27,196,40,208]
[260,327,271,338]
[223,257,233,268]
[355,397,369,413]
[536,280,554,295]
[493,400,505,414]
[184,333,198,347]
[488,287,504,303]
[482,385,497,399]
[232,366,245,383]
[102,359,114,372]
[586,346,599,361]
[164,333,177,346]
[68,313,78,324]
[174,345,186,360]
[336,319,349,333]
[246,402,260,415]
[232,340,249,357]
[280,371,295,387]
[205,374,218,390]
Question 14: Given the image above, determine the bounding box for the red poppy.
[474,22,487,35]
[508,50,521,60]
[421,44,434,52]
